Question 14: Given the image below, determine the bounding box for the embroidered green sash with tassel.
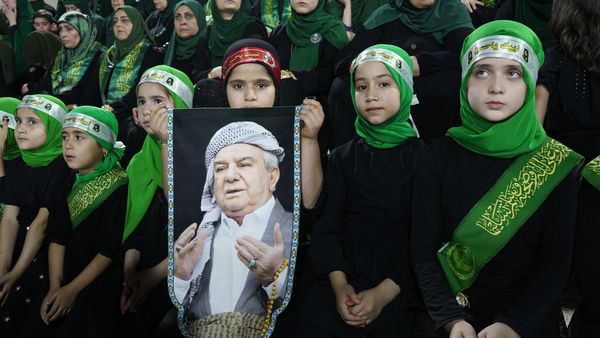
[99,40,148,104]
[437,138,582,304]
[582,155,600,191]
[68,167,128,227]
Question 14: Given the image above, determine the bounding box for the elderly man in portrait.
[173,121,293,335]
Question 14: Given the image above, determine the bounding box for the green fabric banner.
[437,138,582,295]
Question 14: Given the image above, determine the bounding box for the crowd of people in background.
[0,0,598,337]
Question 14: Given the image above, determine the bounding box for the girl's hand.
[41,284,79,324]
[299,99,324,141]
[349,288,385,325]
[331,281,365,327]
[148,102,169,143]
[446,320,477,338]
[121,266,162,313]
[0,270,19,305]
[0,116,9,154]
[460,0,484,13]
[478,322,520,338]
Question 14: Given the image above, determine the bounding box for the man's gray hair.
[201,121,284,212]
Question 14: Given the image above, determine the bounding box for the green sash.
[437,138,582,296]
[52,42,104,94]
[68,167,128,227]
[99,40,148,104]
[582,156,600,192]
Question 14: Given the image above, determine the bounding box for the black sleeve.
[46,188,71,246]
[411,143,469,331]
[537,46,562,95]
[54,50,103,107]
[417,28,473,76]
[309,146,351,278]
[293,40,340,96]
[109,46,165,119]
[494,168,579,337]
[95,184,128,259]
[574,180,600,320]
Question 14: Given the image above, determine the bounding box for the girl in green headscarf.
[99,5,164,118]
[119,65,192,336]
[0,97,20,220]
[269,0,348,99]
[298,44,425,336]
[164,0,209,83]
[146,0,176,46]
[412,20,582,338]
[38,105,127,334]
[207,0,267,69]
[0,94,73,335]
[48,12,106,106]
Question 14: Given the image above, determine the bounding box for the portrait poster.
[166,106,300,337]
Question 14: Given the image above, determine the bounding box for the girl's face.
[58,23,81,49]
[175,5,199,39]
[15,108,47,150]
[290,0,318,15]
[62,127,105,175]
[353,61,401,125]
[113,10,133,41]
[216,0,241,16]
[226,63,276,108]
[409,0,435,9]
[467,57,526,122]
[136,82,175,134]
[111,0,125,12]
[154,0,168,11]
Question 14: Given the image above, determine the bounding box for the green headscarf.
[446,20,547,158]
[113,5,153,60]
[286,0,348,71]
[164,0,206,65]
[0,97,21,161]
[123,65,193,241]
[363,0,473,44]
[208,0,260,67]
[63,105,125,183]
[52,12,105,94]
[515,0,554,49]
[63,105,127,227]
[325,0,387,30]
[351,44,418,148]
[17,95,67,167]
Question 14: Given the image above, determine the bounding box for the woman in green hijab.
[99,5,163,153]
[412,20,581,338]
[328,0,474,147]
[164,0,209,83]
[0,94,73,336]
[269,0,349,100]
[26,12,106,107]
[145,0,176,46]
[206,0,267,70]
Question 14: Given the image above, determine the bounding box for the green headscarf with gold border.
[52,12,105,94]
[446,20,547,158]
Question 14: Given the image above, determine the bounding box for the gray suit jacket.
[184,199,293,320]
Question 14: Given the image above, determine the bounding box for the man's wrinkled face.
[212,143,279,220]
